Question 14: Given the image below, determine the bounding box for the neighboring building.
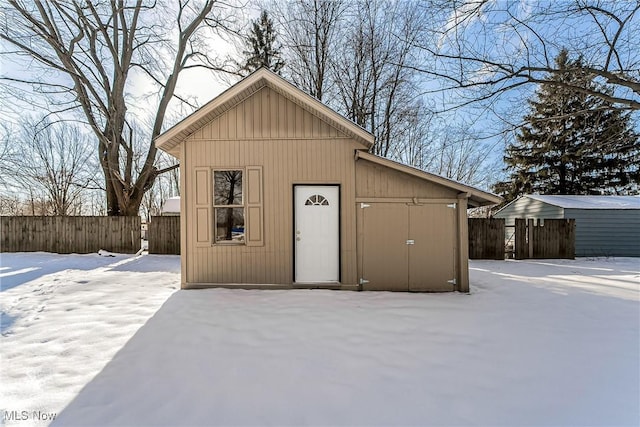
[155,68,501,292]
[494,195,640,257]
[161,197,181,216]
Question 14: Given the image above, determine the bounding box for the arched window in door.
[305,194,329,206]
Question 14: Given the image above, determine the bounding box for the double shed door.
[360,202,457,292]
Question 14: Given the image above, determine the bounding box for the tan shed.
[155,68,501,292]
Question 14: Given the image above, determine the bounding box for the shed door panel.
[361,203,408,291]
[408,204,456,291]
[360,203,457,292]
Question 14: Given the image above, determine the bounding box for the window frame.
[212,168,245,245]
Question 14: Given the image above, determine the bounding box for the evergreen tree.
[495,49,639,202]
[239,11,285,75]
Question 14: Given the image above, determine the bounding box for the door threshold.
[292,282,342,290]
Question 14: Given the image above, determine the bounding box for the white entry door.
[294,185,339,283]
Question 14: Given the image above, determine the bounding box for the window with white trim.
[213,170,244,243]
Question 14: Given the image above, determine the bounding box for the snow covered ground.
[0,252,180,426]
[1,254,638,426]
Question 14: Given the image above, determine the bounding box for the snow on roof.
[526,195,640,209]
[161,196,180,214]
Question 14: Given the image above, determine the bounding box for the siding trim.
[456,194,469,292]
[180,142,188,287]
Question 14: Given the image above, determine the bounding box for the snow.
[1,254,639,426]
[525,194,640,209]
[160,196,180,215]
[0,252,179,426]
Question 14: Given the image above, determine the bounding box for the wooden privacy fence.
[0,216,140,254]
[469,218,575,260]
[515,218,575,259]
[148,216,180,254]
[468,218,505,259]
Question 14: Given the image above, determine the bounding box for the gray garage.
[494,195,640,257]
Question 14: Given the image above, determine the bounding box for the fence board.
[148,216,180,255]
[0,216,140,254]
[530,219,575,259]
[468,218,505,259]
[513,218,575,259]
[514,219,527,259]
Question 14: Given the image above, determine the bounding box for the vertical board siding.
[148,216,180,254]
[468,218,505,259]
[184,86,360,285]
[194,87,347,142]
[0,216,140,254]
[355,160,458,199]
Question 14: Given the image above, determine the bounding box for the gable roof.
[155,68,374,154]
[523,195,640,210]
[356,151,502,207]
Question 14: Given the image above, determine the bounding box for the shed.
[155,68,501,292]
[494,195,640,257]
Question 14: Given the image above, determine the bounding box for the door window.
[305,194,329,206]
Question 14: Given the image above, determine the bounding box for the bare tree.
[2,117,95,215]
[0,123,12,188]
[389,105,438,170]
[331,0,428,157]
[270,0,345,102]
[414,0,640,112]
[1,0,238,215]
[432,129,496,187]
[391,115,500,189]
[141,151,180,222]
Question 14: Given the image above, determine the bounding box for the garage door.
[359,202,457,292]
